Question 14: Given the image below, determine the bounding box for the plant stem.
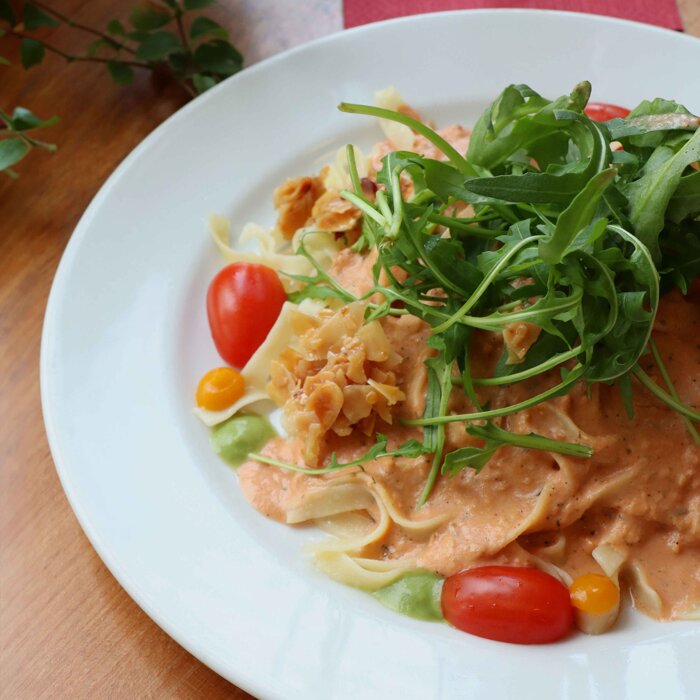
[9,28,197,98]
[338,102,476,176]
[632,364,700,423]
[13,130,56,151]
[428,212,502,236]
[431,236,541,334]
[33,0,136,54]
[647,340,700,444]
[175,79,197,98]
[248,453,349,475]
[10,29,150,68]
[405,364,585,426]
[417,362,452,508]
[468,346,585,386]
[174,7,191,53]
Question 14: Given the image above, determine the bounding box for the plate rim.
[40,9,699,699]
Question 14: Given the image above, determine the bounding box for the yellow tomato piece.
[196,367,245,411]
[569,573,620,615]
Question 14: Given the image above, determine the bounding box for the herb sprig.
[1,1,242,98]
[1,0,243,175]
[0,106,57,178]
[302,81,698,505]
[249,433,429,475]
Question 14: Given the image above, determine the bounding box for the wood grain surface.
[0,3,340,699]
[0,2,697,699]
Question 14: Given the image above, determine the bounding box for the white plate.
[41,10,700,700]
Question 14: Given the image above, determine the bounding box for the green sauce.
[372,570,444,621]
[210,414,276,466]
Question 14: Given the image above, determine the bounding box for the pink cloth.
[344,0,683,30]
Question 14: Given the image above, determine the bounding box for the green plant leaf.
[606,113,700,141]
[129,3,171,31]
[192,72,216,93]
[87,37,120,57]
[298,81,697,506]
[0,0,17,24]
[624,130,700,260]
[584,225,659,382]
[23,3,60,29]
[20,38,44,68]
[466,82,590,170]
[125,30,149,42]
[87,38,104,57]
[184,0,216,9]
[442,444,498,474]
[0,138,30,171]
[106,19,127,36]
[193,39,242,75]
[539,167,617,264]
[0,55,11,65]
[442,419,594,476]
[189,16,227,40]
[107,60,134,85]
[135,31,182,61]
[10,106,59,130]
[667,170,700,223]
[249,434,428,474]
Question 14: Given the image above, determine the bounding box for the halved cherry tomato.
[441,566,574,644]
[584,103,630,122]
[207,262,286,367]
[569,573,619,615]
[196,367,245,411]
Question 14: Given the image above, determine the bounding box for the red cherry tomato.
[441,566,574,644]
[207,262,286,368]
[584,103,630,122]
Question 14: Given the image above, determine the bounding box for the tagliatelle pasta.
[196,83,700,642]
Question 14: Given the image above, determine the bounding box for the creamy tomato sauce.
[237,120,700,622]
[239,266,700,620]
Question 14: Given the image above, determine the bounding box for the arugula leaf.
[442,421,592,476]
[539,167,616,263]
[606,113,699,142]
[659,222,700,294]
[417,337,453,507]
[339,102,476,175]
[648,339,699,444]
[249,433,429,474]
[284,233,357,305]
[465,116,609,206]
[624,130,700,261]
[324,82,698,506]
[467,82,591,170]
[667,170,700,223]
[632,365,700,423]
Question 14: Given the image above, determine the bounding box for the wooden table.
[1,2,697,698]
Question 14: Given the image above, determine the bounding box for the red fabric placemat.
[344,1,683,30]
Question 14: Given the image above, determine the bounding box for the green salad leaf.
[282,82,700,505]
